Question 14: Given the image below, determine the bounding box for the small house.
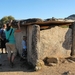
[12,18,75,69]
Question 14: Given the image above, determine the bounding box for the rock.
[48,63,57,66]
[62,71,74,75]
[67,59,75,63]
[34,60,44,71]
[43,57,59,66]
[34,66,42,71]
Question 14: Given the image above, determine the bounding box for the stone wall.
[27,25,41,66]
[14,26,27,55]
[14,25,72,68]
[40,26,72,59]
[27,25,33,64]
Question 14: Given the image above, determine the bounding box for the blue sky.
[0,0,75,20]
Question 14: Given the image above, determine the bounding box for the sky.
[0,0,75,20]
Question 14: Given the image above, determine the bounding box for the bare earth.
[0,53,75,75]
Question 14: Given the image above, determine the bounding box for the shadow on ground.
[0,54,35,72]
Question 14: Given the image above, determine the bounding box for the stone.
[43,57,59,66]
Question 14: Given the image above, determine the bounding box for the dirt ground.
[0,52,75,75]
